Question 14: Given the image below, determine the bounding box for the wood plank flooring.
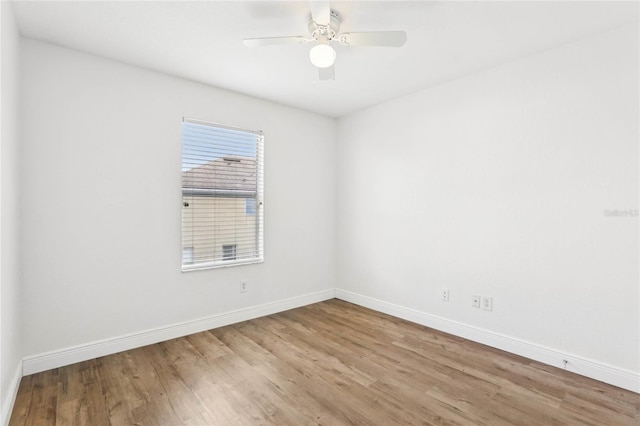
[10,299,640,425]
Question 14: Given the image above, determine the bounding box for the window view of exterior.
[222,244,237,261]
[182,119,263,270]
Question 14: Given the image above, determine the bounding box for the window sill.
[181,258,264,272]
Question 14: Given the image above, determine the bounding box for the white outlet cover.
[442,289,449,301]
[482,296,493,311]
[472,296,481,308]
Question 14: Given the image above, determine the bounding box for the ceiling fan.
[242,1,407,81]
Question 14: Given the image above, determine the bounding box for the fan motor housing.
[308,10,341,41]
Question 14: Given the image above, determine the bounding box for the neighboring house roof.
[182,155,257,192]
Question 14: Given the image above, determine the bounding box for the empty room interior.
[1,0,639,424]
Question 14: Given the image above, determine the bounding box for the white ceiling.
[11,1,639,118]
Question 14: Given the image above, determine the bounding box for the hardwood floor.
[10,299,640,425]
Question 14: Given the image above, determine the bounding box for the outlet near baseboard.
[472,295,481,308]
[482,296,493,311]
[441,288,449,301]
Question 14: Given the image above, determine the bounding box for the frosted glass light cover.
[309,44,336,68]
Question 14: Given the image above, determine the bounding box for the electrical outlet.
[240,280,248,293]
[472,295,481,308]
[482,296,493,311]
[441,288,449,302]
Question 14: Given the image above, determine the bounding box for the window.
[222,244,237,261]
[181,118,264,271]
[182,247,194,265]
[245,198,256,215]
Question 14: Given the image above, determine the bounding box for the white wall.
[20,40,336,359]
[337,23,639,375]
[0,1,23,423]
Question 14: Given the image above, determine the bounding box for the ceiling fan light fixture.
[243,1,407,80]
[309,43,336,68]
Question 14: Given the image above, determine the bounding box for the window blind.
[182,118,264,271]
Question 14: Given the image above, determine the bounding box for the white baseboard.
[2,359,23,426]
[335,289,640,394]
[18,287,640,395]
[23,289,335,376]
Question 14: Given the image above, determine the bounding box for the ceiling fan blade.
[317,65,335,81]
[309,1,330,25]
[243,36,309,47]
[338,31,407,47]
